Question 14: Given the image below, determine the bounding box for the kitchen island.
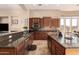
[47,32,79,55]
[0,31,33,55]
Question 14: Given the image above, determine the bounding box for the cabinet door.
[28,32,34,45]
[43,17,51,27]
[47,36,52,54]
[51,18,60,27]
[51,39,55,55]
[29,18,41,29]
[16,41,25,55]
[41,32,47,40]
[55,42,65,55]
[34,32,40,40]
[40,18,44,28]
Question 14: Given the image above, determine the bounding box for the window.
[60,16,79,34]
[72,18,78,31]
[60,18,64,32]
[66,18,71,32]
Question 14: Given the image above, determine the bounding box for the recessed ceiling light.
[33,4,47,6]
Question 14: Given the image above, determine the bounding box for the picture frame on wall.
[12,19,18,24]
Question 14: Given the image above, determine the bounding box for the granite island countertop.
[0,31,31,48]
[48,32,79,49]
[7,33,31,48]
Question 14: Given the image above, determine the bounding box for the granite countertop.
[29,27,59,32]
[0,31,31,47]
[0,31,23,36]
[48,32,79,49]
[7,33,31,47]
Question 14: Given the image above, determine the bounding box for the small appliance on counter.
[31,23,40,31]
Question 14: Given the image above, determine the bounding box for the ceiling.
[0,4,79,11]
[24,4,79,11]
[0,4,22,11]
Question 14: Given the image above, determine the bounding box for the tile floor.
[28,40,50,55]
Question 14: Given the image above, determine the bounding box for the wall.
[30,9,79,18]
[30,9,61,18]
[0,9,30,32]
[61,11,79,16]
[0,17,9,23]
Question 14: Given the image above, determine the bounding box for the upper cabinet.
[29,17,60,29]
[43,17,51,27]
[43,17,60,28]
[51,18,60,28]
[29,18,41,29]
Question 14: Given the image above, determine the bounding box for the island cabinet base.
[0,47,16,55]
[48,35,79,55]
[0,41,25,55]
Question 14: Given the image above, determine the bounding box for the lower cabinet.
[0,47,16,55]
[34,31,48,40]
[25,32,34,54]
[51,39,55,55]
[16,41,25,55]
[47,36,52,54]
[48,36,65,55]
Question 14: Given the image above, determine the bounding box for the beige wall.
[0,9,30,32]
[0,17,9,23]
[61,11,79,16]
[30,10,61,18]
[30,10,79,18]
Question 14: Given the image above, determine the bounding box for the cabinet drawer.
[55,42,65,54]
[55,47,64,55]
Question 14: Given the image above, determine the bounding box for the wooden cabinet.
[55,42,65,55]
[28,32,34,45]
[41,32,47,40]
[43,17,51,27]
[47,36,52,54]
[29,17,60,29]
[0,47,16,55]
[40,18,44,28]
[29,18,41,29]
[34,32,41,40]
[51,39,55,55]
[51,18,60,27]
[34,31,48,40]
[16,41,25,55]
[47,35,65,55]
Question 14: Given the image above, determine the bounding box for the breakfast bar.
[47,32,79,55]
[0,31,33,55]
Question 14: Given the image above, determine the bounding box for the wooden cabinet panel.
[55,42,65,54]
[51,39,55,55]
[47,36,52,54]
[29,18,41,29]
[29,17,60,29]
[16,41,25,55]
[47,35,65,55]
[0,47,16,55]
[28,32,34,45]
[51,18,60,27]
[40,18,44,28]
[55,47,64,55]
[34,32,48,40]
[43,17,51,27]
[42,32,47,40]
